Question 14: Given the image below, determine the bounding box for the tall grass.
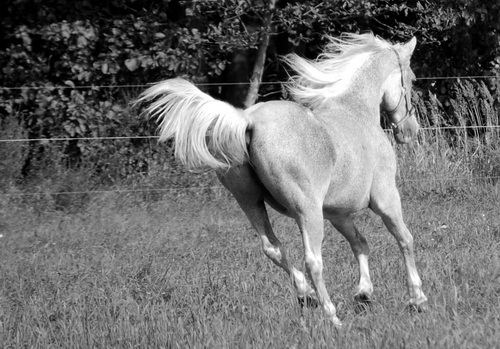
[396,79,500,192]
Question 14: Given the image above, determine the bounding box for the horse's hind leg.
[240,200,318,305]
[218,166,316,304]
[329,216,373,310]
[371,189,428,311]
[296,207,342,327]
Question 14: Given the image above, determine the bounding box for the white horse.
[136,33,428,327]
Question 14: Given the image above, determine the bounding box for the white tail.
[136,78,250,170]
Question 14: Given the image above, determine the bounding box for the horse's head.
[381,37,419,144]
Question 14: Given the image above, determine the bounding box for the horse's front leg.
[371,189,428,311]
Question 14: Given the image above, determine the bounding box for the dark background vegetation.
[0,0,499,191]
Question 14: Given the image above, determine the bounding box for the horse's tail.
[136,78,250,170]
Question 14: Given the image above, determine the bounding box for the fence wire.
[1,75,499,197]
[2,125,500,143]
[1,125,499,197]
[0,74,498,91]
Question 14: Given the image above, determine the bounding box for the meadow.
[2,125,500,348]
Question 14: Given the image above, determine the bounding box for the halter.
[388,47,413,130]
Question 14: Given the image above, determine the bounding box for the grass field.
[1,53,499,348]
[1,176,500,348]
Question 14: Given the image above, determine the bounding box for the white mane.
[284,33,394,109]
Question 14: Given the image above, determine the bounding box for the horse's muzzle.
[393,112,419,144]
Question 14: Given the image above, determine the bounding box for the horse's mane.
[284,33,394,109]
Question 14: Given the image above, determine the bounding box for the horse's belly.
[321,185,371,219]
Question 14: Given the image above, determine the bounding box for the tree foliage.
[0,0,499,181]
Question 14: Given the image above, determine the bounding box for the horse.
[135,32,428,327]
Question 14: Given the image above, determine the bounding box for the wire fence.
[1,74,499,197]
[1,125,499,198]
[0,136,159,143]
[2,125,500,144]
[0,74,498,91]
[0,186,226,197]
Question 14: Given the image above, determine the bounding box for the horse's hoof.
[297,294,319,308]
[354,293,372,314]
[331,316,343,328]
[408,300,428,313]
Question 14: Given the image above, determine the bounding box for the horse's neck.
[319,54,392,124]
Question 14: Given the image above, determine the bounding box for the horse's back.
[242,100,394,217]
[245,101,333,155]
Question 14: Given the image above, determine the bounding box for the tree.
[243,0,277,108]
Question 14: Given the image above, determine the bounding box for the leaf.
[106,110,116,120]
[124,58,138,71]
[101,62,109,74]
[64,80,75,88]
[45,82,55,92]
[111,104,124,112]
[64,124,75,137]
[77,71,92,81]
[77,35,88,48]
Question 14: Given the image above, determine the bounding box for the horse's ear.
[403,37,417,57]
